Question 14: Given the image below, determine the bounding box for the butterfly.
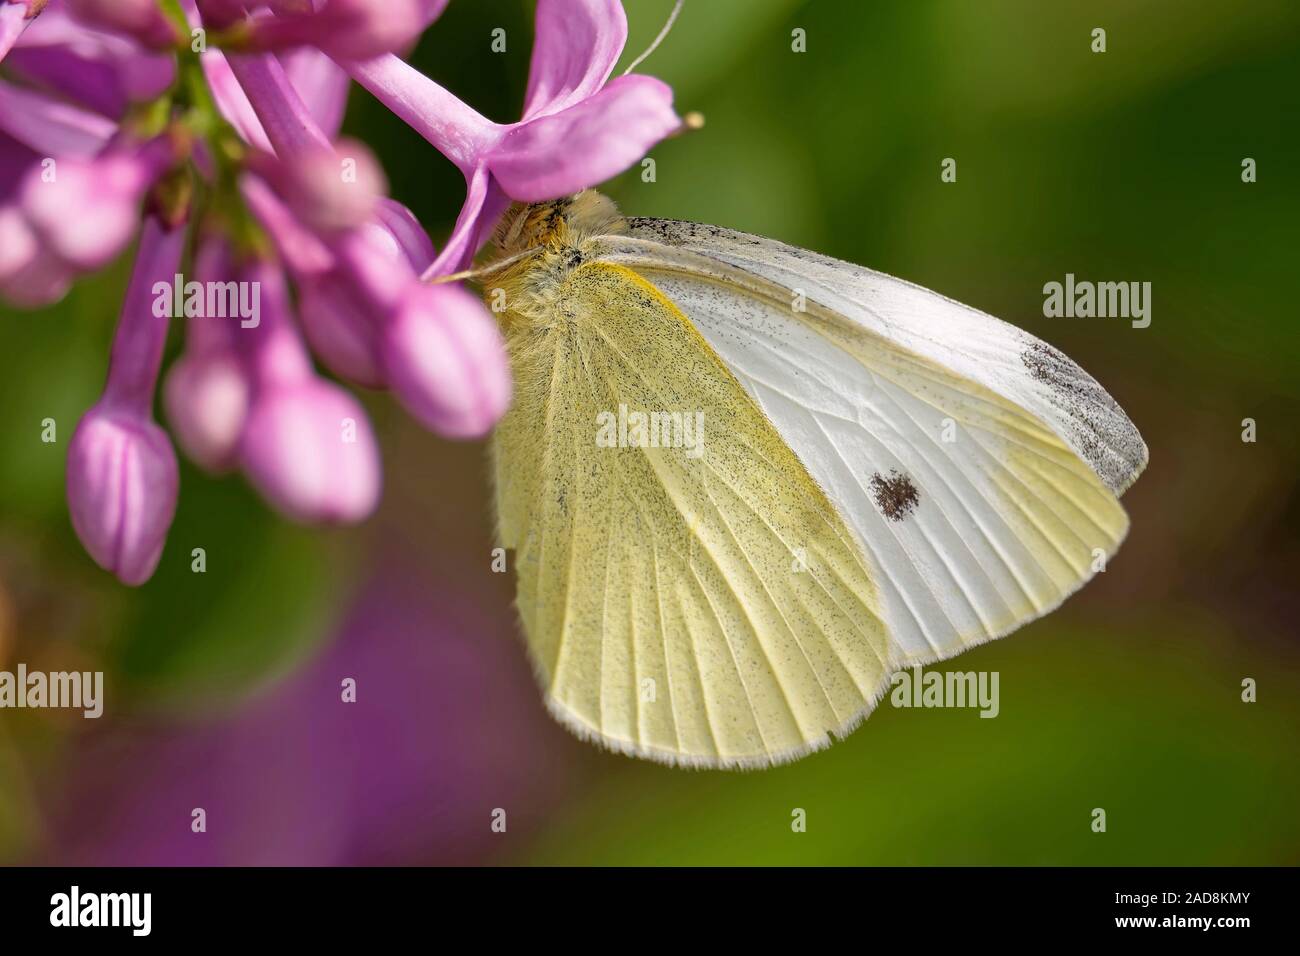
[479,190,1146,769]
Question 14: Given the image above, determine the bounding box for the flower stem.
[102,216,188,416]
[225,52,332,159]
[344,54,498,173]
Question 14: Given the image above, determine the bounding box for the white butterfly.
[484,191,1146,769]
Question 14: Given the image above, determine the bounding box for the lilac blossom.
[223,49,514,436]
[162,238,250,472]
[235,258,382,523]
[1,1,685,585]
[344,0,682,273]
[66,216,184,586]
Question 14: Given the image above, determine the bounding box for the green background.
[1,0,1298,864]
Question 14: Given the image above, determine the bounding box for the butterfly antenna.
[622,0,685,75]
[426,247,542,285]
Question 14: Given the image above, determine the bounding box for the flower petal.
[10,6,174,116]
[344,53,498,173]
[242,174,335,275]
[489,75,679,203]
[64,0,180,50]
[424,164,509,277]
[21,141,170,271]
[203,49,272,151]
[226,51,333,159]
[0,79,117,157]
[247,0,449,61]
[373,198,435,271]
[522,0,627,120]
[281,47,351,139]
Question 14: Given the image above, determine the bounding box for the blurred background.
[2,0,1298,865]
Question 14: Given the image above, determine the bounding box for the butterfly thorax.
[485,191,628,325]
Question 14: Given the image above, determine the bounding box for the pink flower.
[163,349,249,471]
[66,216,185,586]
[0,84,120,306]
[20,135,177,271]
[248,136,388,235]
[5,0,683,584]
[162,238,250,472]
[235,261,382,524]
[0,79,117,156]
[379,282,513,437]
[229,49,512,436]
[344,0,682,273]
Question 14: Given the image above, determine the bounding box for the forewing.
[492,261,895,768]
[595,224,1136,667]
[620,219,1147,496]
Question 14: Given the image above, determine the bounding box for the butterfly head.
[492,190,626,257]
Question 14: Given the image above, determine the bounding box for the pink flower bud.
[235,261,382,524]
[380,283,512,439]
[163,350,250,473]
[0,248,71,308]
[21,138,173,270]
[66,404,178,586]
[256,138,386,235]
[66,216,185,585]
[0,204,37,282]
[162,238,250,472]
[297,275,385,387]
[239,378,381,524]
[293,212,430,387]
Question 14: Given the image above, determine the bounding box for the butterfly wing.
[619,219,1147,495]
[493,260,897,767]
[593,220,1142,671]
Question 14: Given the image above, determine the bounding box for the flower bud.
[236,261,382,523]
[163,350,250,473]
[380,282,511,439]
[297,275,385,387]
[256,138,386,235]
[21,139,172,270]
[66,404,179,586]
[240,378,381,523]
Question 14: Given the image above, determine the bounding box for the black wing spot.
[870,470,920,521]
